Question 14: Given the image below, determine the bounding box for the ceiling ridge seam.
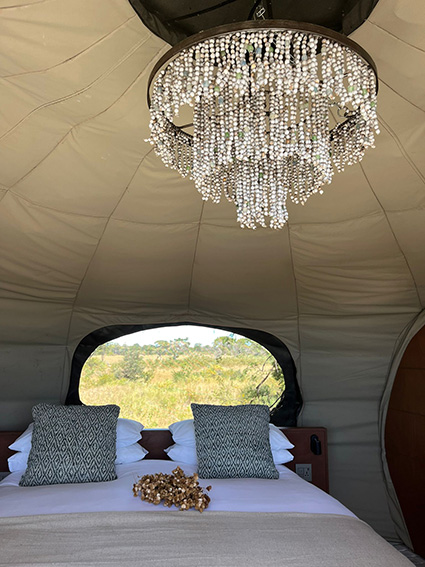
[0,16,137,84]
[288,209,384,227]
[6,194,406,225]
[359,162,423,309]
[111,211,387,228]
[7,188,109,219]
[7,44,168,193]
[186,202,205,313]
[378,79,425,114]
[110,216,201,226]
[71,306,411,322]
[63,147,156,347]
[0,291,74,303]
[378,115,425,186]
[0,28,153,142]
[0,15,138,79]
[367,19,425,53]
[385,205,425,214]
[0,0,51,11]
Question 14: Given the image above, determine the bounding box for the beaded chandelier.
[147,21,379,229]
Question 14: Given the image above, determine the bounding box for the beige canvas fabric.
[0,0,424,544]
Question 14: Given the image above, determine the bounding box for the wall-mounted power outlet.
[295,463,312,482]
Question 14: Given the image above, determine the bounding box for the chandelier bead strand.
[148,21,378,229]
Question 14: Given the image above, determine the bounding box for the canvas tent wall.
[0,0,424,547]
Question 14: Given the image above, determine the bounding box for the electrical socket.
[295,463,312,482]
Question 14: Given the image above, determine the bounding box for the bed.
[0,424,411,567]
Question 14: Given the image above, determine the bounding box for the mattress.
[0,459,353,517]
[0,460,412,566]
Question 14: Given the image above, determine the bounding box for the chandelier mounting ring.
[147,20,378,105]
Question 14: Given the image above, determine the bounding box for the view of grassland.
[80,336,285,427]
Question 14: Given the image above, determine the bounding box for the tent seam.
[0,16,138,80]
[0,29,154,141]
[367,19,425,53]
[5,42,168,197]
[0,0,51,10]
[68,306,416,322]
[70,308,300,323]
[359,162,423,309]
[5,190,111,219]
[6,190,425,226]
[0,290,74,302]
[379,79,425,114]
[93,210,389,227]
[109,212,380,227]
[378,115,425,186]
[112,215,204,226]
[63,147,156,347]
[186,202,205,314]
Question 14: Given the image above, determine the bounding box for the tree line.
[95,336,267,359]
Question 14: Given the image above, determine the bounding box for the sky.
[113,325,243,347]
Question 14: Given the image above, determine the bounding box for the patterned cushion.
[19,404,120,486]
[191,403,279,479]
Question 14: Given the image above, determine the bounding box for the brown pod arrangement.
[132,466,212,512]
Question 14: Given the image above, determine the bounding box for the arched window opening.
[67,323,302,426]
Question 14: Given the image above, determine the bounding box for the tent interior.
[0,0,424,560]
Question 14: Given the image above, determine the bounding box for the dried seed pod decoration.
[132,466,211,512]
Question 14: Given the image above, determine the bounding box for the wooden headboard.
[0,427,328,492]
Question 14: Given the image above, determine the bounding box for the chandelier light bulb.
[147,21,379,229]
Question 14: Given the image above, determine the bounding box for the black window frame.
[66,322,302,426]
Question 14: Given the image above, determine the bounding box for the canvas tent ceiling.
[0,0,424,544]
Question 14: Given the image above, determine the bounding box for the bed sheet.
[0,459,354,518]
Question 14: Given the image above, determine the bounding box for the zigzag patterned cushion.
[19,404,120,486]
[191,403,279,479]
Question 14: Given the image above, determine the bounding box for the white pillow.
[165,442,293,466]
[7,451,29,472]
[168,419,197,447]
[8,423,33,452]
[271,447,294,465]
[8,442,148,472]
[269,423,295,450]
[168,419,294,450]
[165,443,197,465]
[116,418,144,447]
[8,417,144,452]
[115,442,148,464]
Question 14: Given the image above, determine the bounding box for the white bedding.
[0,459,354,518]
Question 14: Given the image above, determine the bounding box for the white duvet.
[0,460,354,518]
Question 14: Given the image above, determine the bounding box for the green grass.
[80,351,284,428]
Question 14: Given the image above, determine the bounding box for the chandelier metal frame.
[147,20,379,229]
[148,21,378,103]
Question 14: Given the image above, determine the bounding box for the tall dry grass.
[80,352,284,427]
